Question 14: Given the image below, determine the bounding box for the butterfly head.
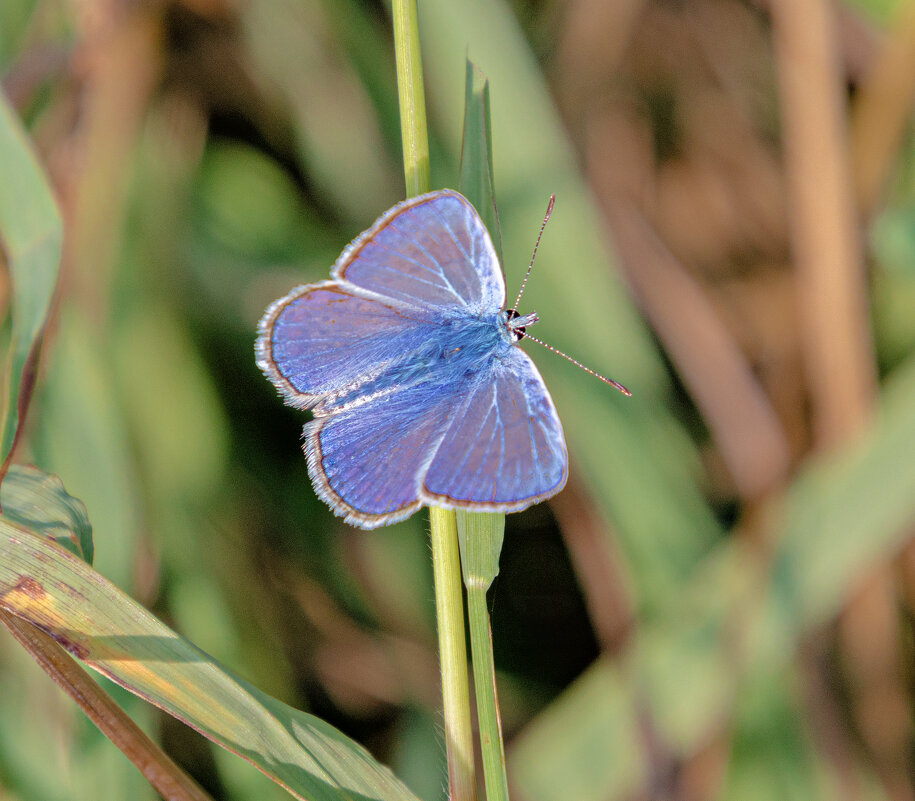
[504,308,540,343]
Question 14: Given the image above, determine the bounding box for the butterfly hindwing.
[305,378,459,528]
[306,348,567,528]
[423,348,568,509]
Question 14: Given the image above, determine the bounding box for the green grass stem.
[392,0,430,198]
[457,511,509,801]
[392,4,475,799]
[455,63,512,797]
[429,507,476,801]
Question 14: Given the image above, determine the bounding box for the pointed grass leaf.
[0,464,93,563]
[0,507,421,801]
[0,92,63,471]
[456,510,504,591]
[459,61,502,264]
[456,60,507,590]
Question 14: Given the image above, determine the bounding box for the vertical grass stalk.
[392,4,476,799]
[392,0,430,198]
[456,62,512,798]
[429,507,477,801]
[457,511,510,801]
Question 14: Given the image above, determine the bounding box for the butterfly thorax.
[322,311,519,413]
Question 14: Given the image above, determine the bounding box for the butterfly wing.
[305,378,460,528]
[308,346,567,529]
[333,190,505,314]
[422,347,568,510]
[257,282,438,410]
[258,190,505,411]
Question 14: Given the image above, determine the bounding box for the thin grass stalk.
[457,510,510,801]
[392,0,430,198]
[391,4,476,799]
[429,507,477,801]
[466,591,509,801]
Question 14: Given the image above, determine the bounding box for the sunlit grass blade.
[0,610,213,801]
[0,495,422,801]
[0,91,63,474]
[392,0,430,198]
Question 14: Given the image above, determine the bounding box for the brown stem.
[851,2,915,218]
[771,5,912,799]
[770,0,876,446]
[0,609,213,801]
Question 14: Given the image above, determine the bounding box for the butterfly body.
[363,311,511,389]
[257,190,568,529]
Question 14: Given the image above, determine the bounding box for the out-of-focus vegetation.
[1,1,915,800]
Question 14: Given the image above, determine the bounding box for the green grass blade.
[459,61,502,263]
[456,509,503,592]
[392,0,431,198]
[457,511,509,801]
[456,60,508,577]
[0,91,62,470]
[428,506,475,801]
[455,61,513,801]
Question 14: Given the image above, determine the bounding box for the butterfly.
[257,189,593,529]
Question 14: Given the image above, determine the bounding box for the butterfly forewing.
[333,191,505,313]
[258,283,437,410]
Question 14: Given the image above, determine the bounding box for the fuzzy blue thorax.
[329,310,531,411]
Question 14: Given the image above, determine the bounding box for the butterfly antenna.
[511,194,555,315]
[510,194,631,397]
[522,332,632,396]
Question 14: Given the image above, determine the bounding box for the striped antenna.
[510,194,632,397]
[522,332,632,396]
[510,194,555,315]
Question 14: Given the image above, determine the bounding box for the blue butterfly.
[257,189,569,529]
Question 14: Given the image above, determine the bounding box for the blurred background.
[2,0,915,799]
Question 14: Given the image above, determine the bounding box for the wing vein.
[385,221,464,302]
